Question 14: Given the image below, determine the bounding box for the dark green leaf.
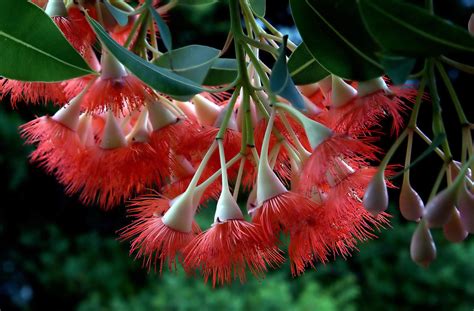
[104,0,129,26]
[358,0,474,56]
[148,6,172,51]
[270,37,306,110]
[0,1,93,81]
[153,45,220,84]
[203,58,238,86]
[379,54,416,85]
[249,0,266,17]
[88,16,203,100]
[288,44,330,85]
[290,0,383,81]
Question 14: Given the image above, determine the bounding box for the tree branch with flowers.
[0,0,473,286]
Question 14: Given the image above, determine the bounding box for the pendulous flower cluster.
[3,0,472,287]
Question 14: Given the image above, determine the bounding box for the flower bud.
[399,180,424,221]
[449,161,472,181]
[457,182,474,233]
[424,186,458,228]
[363,172,388,216]
[469,14,474,35]
[443,208,468,243]
[410,222,436,267]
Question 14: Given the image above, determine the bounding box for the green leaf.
[379,54,416,85]
[358,0,474,57]
[178,0,219,5]
[148,6,172,51]
[290,0,383,81]
[153,45,220,84]
[202,58,238,86]
[270,37,306,110]
[88,16,203,100]
[0,1,93,82]
[288,44,330,85]
[249,0,266,17]
[104,0,129,26]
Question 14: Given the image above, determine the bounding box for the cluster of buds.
[1,0,472,286]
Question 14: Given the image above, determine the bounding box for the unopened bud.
[410,221,436,267]
[449,161,472,181]
[457,182,474,233]
[399,180,424,221]
[469,14,474,35]
[424,186,458,228]
[363,172,388,216]
[443,208,468,243]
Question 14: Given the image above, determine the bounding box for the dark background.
[1,0,473,310]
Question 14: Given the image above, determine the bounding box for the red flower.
[0,79,68,107]
[251,191,315,241]
[120,194,200,272]
[298,135,378,191]
[183,220,283,286]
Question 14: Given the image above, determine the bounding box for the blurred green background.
[1,0,473,310]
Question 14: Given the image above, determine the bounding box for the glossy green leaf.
[203,58,238,86]
[148,6,172,51]
[178,0,219,6]
[358,0,474,56]
[249,0,266,17]
[288,44,330,85]
[153,45,220,84]
[379,54,416,85]
[290,0,383,81]
[88,16,203,100]
[270,37,305,110]
[0,1,93,82]
[104,0,129,26]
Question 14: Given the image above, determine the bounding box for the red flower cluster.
[7,0,418,286]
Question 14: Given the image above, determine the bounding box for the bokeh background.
[1,0,473,310]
